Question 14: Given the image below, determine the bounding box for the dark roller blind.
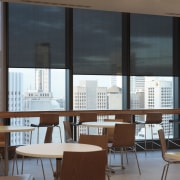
[73,9,122,75]
[8,3,66,69]
[130,14,173,76]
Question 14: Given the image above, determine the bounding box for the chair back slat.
[79,113,97,124]
[146,112,162,124]
[112,123,135,147]
[79,134,108,153]
[115,114,132,123]
[60,150,106,180]
[40,113,59,126]
[102,119,123,142]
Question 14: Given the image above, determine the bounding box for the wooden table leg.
[55,158,62,180]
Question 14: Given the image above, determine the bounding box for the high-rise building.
[35,69,50,92]
[145,78,173,135]
[132,77,173,138]
[107,86,122,110]
[73,80,108,110]
[8,72,26,145]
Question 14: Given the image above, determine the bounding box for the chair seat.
[0,174,34,180]
[164,152,180,161]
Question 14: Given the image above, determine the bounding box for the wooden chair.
[71,112,97,136]
[102,118,130,164]
[102,114,132,142]
[136,112,162,151]
[102,119,126,143]
[60,150,107,180]
[30,113,62,144]
[78,134,110,179]
[63,120,75,143]
[0,174,34,180]
[158,129,180,180]
[79,134,108,152]
[109,123,141,174]
[0,122,20,175]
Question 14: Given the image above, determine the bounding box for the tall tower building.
[35,69,50,92]
[8,72,26,145]
[107,86,122,110]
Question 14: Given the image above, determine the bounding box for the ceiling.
[2,0,180,17]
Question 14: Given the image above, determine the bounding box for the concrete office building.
[73,80,108,110]
[145,78,173,136]
[131,77,173,138]
[107,86,122,110]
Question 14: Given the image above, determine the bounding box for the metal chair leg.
[12,153,19,175]
[40,158,46,180]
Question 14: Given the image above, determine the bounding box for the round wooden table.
[82,121,130,135]
[16,143,102,180]
[82,121,129,128]
[0,126,35,175]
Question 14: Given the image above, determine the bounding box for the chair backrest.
[44,126,53,143]
[103,119,123,142]
[39,113,59,126]
[63,120,74,143]
[158,129,167,160]
[112,123,136,147]
[79,112,97,124]
[60,150,107,180]
[115,114,132,123]
[146,112,162,124]
[79,134,108,153]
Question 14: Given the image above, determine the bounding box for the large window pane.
[73,75,122,135]
[8,68,66,145]
[130,76,174,139]
[8,3,66,145]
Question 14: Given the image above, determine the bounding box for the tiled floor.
[3,150,180,180]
